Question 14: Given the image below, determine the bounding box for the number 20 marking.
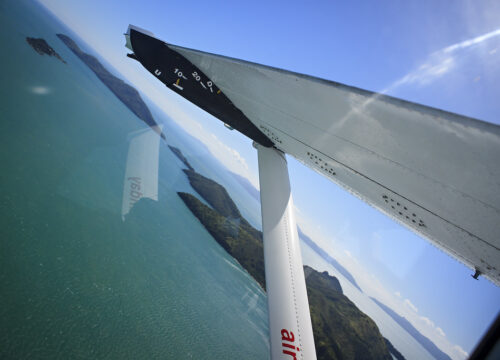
[192,71,214,92]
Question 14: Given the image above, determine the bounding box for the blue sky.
[36,0,500,358]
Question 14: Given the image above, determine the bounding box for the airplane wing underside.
[127,27,500,285]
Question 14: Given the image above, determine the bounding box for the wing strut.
[256,143,317,360]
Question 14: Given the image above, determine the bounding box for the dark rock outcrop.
[26,37,65,63]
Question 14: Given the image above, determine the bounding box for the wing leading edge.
[126,26,500,286]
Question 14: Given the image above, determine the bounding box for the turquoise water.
[0,0,269,358]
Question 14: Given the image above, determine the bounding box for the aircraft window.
[2,0,499,359]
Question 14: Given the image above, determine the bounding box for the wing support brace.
[256,144,317,360]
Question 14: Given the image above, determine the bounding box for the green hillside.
[178,181,398,359]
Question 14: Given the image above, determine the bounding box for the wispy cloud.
[453,345,469,360]
[328,26,500,148]
[436,327,446,337]
[404,298,419,313]
[210,133,249,171]
[443,29,500,53]
[392,27,500,88]
[392,57,455,87]
[420,316,435,328]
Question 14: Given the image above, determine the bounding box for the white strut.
[256,144,317,360]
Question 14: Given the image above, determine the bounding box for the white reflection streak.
[29,85,52,95]
[121,127,162,220]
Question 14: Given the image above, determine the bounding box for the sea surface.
[0,0,269,358]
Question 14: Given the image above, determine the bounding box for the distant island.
[228,171,261,202]
[56,34,165,139]
[26,37,65,63]
[169,146,193,170]
[298,227,363,292]
[371,297,451,360]
[176,152,403,360]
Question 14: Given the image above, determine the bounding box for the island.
[176,159,404,359]
[304,266,394,360]
[56,34,165,139]
[298,227,363,292]
[228,171,261,202]
[371,297,451,360]
[26,37,65,63]
[168,146,194,170]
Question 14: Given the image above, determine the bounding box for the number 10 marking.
[174,68,187,79]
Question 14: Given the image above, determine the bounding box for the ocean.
[0,0,269,358]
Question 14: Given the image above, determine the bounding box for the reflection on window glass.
[1,0,499,359]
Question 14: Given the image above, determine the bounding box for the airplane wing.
[125,26,500,286]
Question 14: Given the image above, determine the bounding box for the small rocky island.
[175,156,404,360]
[168,146,194,170]
[26,37,65,63]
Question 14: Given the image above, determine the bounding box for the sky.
[35,0,500,359]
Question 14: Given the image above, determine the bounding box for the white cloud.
[393,56,456,87]
[163,104,253,184]
[420,316,435,328]
[203,131,262,189]
[404,298,418,313]
[210,133,250,171]
[443,28,500,53]
[436,327,446,337]
[453,345,469,360]
[394,291,401,298]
